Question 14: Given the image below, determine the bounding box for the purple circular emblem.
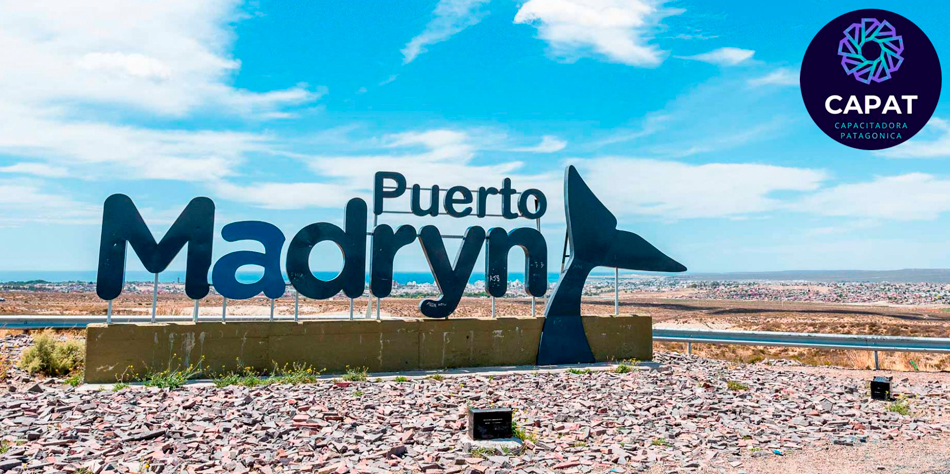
[801,9,941,150]
[838,18,904,84]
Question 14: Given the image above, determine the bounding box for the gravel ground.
[1,333,950,473]
[734,434,950,473]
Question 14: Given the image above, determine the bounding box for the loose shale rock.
[1,336,949,473]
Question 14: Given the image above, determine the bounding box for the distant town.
[3,275,948,306]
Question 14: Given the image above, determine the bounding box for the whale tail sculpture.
[537,166,687,365]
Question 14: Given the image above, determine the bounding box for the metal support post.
[614,268,619,316]
[151,273,159,323]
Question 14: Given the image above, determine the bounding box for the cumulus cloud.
[218,129,560,211]
[76,52,173,81]
[793,173,950,221]
[0,179,99,225]
[878,118,950,159]
[210,181,355,210]
[309,129,554,190]
[510,135,568,153]
[678,47,755,66]
[514,0,680,67]
[402,0,490,64]
[0,0,317,116]
[0,163,69,178]
[0,103,269,181]
[576,158,827,219]
[748,67,799,87]
[0,0,320,185]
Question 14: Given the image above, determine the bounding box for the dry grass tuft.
[0,352,10,382]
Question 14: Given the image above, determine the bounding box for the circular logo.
[801,9,941,150]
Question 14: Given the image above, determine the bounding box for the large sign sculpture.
[96,166,685,365]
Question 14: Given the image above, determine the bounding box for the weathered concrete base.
[84,315,652,383]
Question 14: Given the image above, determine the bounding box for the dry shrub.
[0,353,10,382]
[18,331,84,376]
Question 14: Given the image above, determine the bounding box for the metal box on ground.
[871,376,892,401]
[467,408,513,440]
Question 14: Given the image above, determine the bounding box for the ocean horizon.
[4,268,950,285]
[0,270,605,285]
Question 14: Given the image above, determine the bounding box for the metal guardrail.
[4,315,949,353]
[653,328,950,353]
[654,327,950,370]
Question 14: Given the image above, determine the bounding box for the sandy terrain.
[730,434,950,474]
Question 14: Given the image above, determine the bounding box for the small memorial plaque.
[467,407,513,440]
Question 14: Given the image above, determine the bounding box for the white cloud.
[402,0,490,64]
[805,219,878,237]
[594,114,670,146]
[878,118,950,159]
[667,31,718,41]
[0,0,318,117]
[514,0,680,67]
[211,181,355,210]
[193,122,950,230]
[0,1,321,184]
[309,129,551,187]
[678,47,755,66]
[0,163,69,178]
[0,179,99,225]
[748,67,799,87]
[576,158,827,219]
[648,117,786,158]
[0,103,269,181]
[590,76,794,157]
[386,129,481,161]
[510,135,567,153]
[77,52,173,81]
[794,173,950,221]
[232,128,837,225]
[220,128,561,210]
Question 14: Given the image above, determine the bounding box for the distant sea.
[0,270,573,285]
[4,268,949,284]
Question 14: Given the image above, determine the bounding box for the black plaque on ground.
[467,408,513,440]
[871,376,892,401]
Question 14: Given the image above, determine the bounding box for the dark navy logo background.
[801,9,941,150]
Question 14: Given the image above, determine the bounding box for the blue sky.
[1,0,949,276]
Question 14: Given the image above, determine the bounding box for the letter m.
[97,194,215,300]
